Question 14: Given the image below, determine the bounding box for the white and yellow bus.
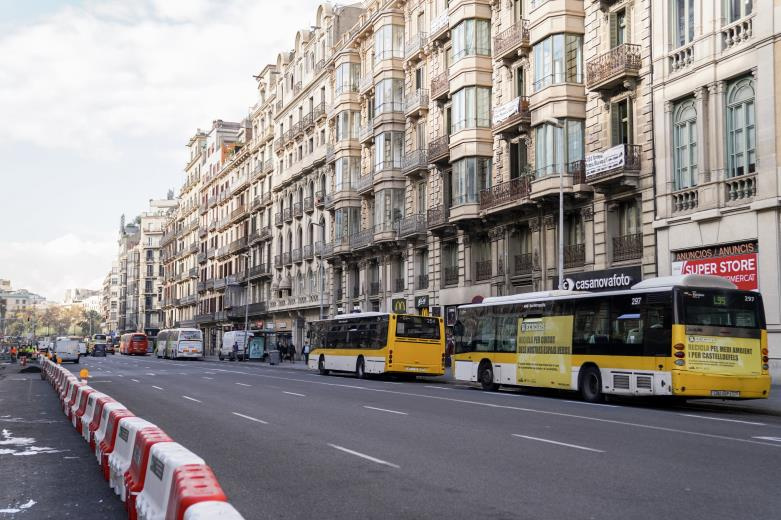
[453,275,771,402]
[308,312,445,378]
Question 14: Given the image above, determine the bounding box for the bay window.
[451,157,491,206]
[451,19,491,61]
[534,119,584,178]
[673,0,695,47]
[334,207,360,239]
[726,0,753,23]
[334,156,360,192]
[374,78,404,114]
[375,25,404,61]
[335,110,360,140]
[374,189,405,231]
[374,131,404,171]
[335,63,360,95]
[451,86,491,132]
[533,34,583,91]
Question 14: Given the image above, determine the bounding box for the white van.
[156,328,203,360]
[54,336,80,363]
[219,331,253,361]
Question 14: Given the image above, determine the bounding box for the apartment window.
[726,77,756,178]
[308,137,314,154]
[566,213,584,246]
[335,110,359,140]
[611,98,633,145]
[442,241,459,286]
[509,140,529,179]
[472,238,491,281]
[726,0,753,23]
[417,182,427,213]
[374,25,404,61]
[335,157,360,191]
[618,199,641,236]
[673,98,697,189]
[415,67,424,90]
[374,188,404,230]
[451,19,491,61]
[514,67,525,97]
[610,9,628,47]
[334,207,360,239]
[375,78,404,114]
[146,265,153,277]
[451,157,491,206]
[416,122,426,150]
[513,0,523,21]
[335,63,360,95]
[673,0,695,47]
[534,119,584,178]
[451,86,491,132]
[146,250,153,261]
[374,131,404,170]
[533,34,583,91]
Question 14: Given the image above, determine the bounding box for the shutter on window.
[625,8,632,44]
[610,102,620,146]
[627,99,634,144]
[609,12,617,48]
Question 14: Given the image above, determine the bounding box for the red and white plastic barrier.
[108,417,155,495]
[134,442,205,520]
[37,357,245,520]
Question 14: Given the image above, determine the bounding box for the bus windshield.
[679,289,765,329]
[395,315,440,340]
[179,330,202,341]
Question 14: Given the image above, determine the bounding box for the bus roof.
[631,274,737,290]
[481,290,588,306]
[316,312,441,322]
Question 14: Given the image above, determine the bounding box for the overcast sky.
[0,0,322,302]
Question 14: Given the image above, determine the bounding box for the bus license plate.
[710,390,740,398]
[406,367,424,372]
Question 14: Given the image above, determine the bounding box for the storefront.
[671,241,758,291]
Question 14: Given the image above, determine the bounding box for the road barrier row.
[40,357,245,520]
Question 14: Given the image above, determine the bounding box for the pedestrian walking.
[290,343,297,363]
[303,342,310,364]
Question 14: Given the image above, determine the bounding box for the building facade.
[651,1,780,367]
[101,262,119,333]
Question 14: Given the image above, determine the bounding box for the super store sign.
[672,241,758,291]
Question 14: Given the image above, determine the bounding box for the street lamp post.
[311,222,326,321]
[239,253,251,360]
[545,117,566,290]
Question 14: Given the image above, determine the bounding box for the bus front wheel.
[579,366,604,403]
[479,361,499,392]
[355,357,366,379]
[218,352,224,361]
[318,356,329,376]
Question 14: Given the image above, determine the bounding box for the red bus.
[120,333,148,355]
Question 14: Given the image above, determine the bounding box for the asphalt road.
[37,355,781,519]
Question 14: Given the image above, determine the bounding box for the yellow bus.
[308,312,445,378]
[453,275,771,402]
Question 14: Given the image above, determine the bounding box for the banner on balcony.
[672,242,758,291]
[557,266,642,292]
[492,98,519,125]
[585,145,625,178]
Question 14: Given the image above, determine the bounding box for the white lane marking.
[146,373,156,376]
[232,412,268,425]
[513,434,605,453]
[152,386,163,391]
[182,395,201,403]
[283,391,305,397]
[425,385,452,391]
[679,414,765,426]
[91,380,112,383]
[328,443,400,469]
[753,436,781,442]
[235,382,252,387]
[363,406,407,416]
[131,379,140,383]
[117,375,124,378]
[202,377,213,380]
[208,370,781,449]
[562,400,618,408]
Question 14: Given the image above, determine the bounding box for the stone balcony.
[402,149,428,176]
[584,144,641,192]
[397,213,427,239]
[293,202,303,219]
[405,32,428,62]
[480,175,532,213]
[493,20,530,65]
[283,207,292,223]
[431,72,449,102]
[274,212,283,227]
[492,97,530,137]
[612,233,643,262]
[428,134,450,164]
[586,43,642,92]
[354,172,374,194]
[350,227,375,250]
[427,205,449,230]
[403,89,429,121]
[669,171,757,216]
[530,161,590,200]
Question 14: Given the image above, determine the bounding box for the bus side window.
[643,295,672,357]
[495,314,517,353]
[610,295,643,354]
[573,299,610,355]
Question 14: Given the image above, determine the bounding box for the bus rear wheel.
[579,366,604,403]
[479,361,499,392]
[355,357,366,379]
[318,356,329,376]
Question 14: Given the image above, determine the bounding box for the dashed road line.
[363,405,407,416]
[232,412,268,425]
[235,382,252,387]
[182,395,202,403]
[152,386,163,391]
[679,414,765,426]
[512,434,605,453]
[283,391,306,397]
[328,443,400,469]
